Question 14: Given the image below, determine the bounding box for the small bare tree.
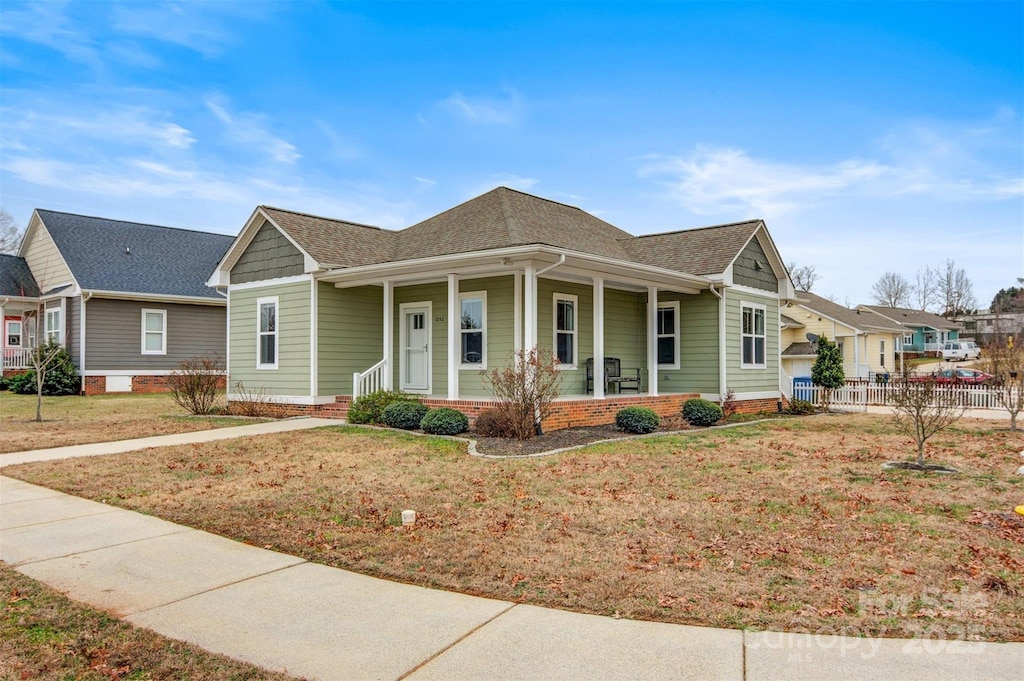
[0,208,23,254]
[168,354,225,415]
[484,348,563,439]
[889,371,968,467]
[787,261,821,292]
[913,266,940,312]
[871,271,913,308]
[28,340,72,422]
[980,336,1024,430]
[939,258,976,316]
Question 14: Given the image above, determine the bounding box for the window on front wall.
[257,297,278,369]
[45,308,61,344]
[6,320,21,348]
[741,303,766,368]
[903,332,914,346]
[141,309,167,355]
[657,302,680,369]
[880,339,885,367]
[460,292,486,367]
[554,294,577,367]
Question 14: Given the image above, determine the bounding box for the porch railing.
[353,359,387,399]
[2,348,32,370]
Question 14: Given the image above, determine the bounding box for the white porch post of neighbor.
[382,280,394,390]
[647,286,659,396]
[514,272,523,354]
[593,277,605,399]
[448,273,459,400]
[524,263,536,351]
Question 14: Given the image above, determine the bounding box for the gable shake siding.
[231,221,305,284]
[733,238,778,293]
[229,281,311,396]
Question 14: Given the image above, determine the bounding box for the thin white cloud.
[206,98,300,164]
[2,107,194,151]
[0,1,102,70]
[439,89,523,126]
[109,2,272,58]
[464,174,538,199]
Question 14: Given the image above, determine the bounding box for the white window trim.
[140,308,167,355]
[553,293,579,370]
[44,307,62,345]
[459,290,487,370]
[656,301,680,370]
[880,339,885,368]
[256,296,279,370]
[740,301,767,369]
[5,319,22,348]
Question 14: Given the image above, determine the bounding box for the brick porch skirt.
[82,375,227,396]
[252,393,783,432]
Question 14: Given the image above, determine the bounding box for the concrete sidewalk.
[1,474,1020,680]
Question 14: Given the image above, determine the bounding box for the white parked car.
[942,341,981,361]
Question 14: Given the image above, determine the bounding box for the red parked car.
[910,368,996,385]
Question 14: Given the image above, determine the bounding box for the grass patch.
[6,415,1023,641]
[0,563,300,680]
[0,392,263,453]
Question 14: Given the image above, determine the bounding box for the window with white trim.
[880,339,885,367]
[903,332,914,347]
[44,308,61,345]
[257,297,278,369]
[657,301,680,369]
[6,320,22,348]
[141,309,167,355]
[459,292,486,368]
[554,294,577,367]
[740,303,766,368]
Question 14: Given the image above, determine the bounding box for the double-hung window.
[657,302,680,369]
[44,308,61,345]
[257,297,278,369]
[6,320,21,348]
[459,292,486,368]
[141,309,167,355]
[740,303,766,368]
[879,339,885,367]
[554,294,577,368]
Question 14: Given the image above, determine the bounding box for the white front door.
[401,304,431,392]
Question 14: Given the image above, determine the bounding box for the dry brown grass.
[0,392,258,453]
[6,414,1023,641]
[0,563,300,680]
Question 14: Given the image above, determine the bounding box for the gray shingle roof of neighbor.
[37,210,235,299]
[780,313,804,328]
[0,254,41,297]
[796,291,906,333]
[860,305,959,331]
[262,187,765,278]
[782,341,817,357]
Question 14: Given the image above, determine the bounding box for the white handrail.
[353,359,387,399]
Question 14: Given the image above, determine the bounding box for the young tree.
[913,266,940,312]
[939,259,976,317]
[811,335,845,412]
[980,335,1024,430]
[0,208,23,254]
[871,272,912,308]
[889,371,967,466]
[787,261,821,292]
[484,348,563,439]
[27,341,74,422]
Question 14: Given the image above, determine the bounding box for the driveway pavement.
[1,420,1021,680]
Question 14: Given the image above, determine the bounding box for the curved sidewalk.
[1,425,1021,680]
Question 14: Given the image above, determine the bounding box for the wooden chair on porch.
[586,357,641,394]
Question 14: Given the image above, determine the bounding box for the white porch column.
[647,286,659,397]
[524,263,536,351]
[513,272,523,354]
[447,273,459,400]
[382,280,393,390]
[593,277,605,398]
[853,332,860,378]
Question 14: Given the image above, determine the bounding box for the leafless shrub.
[168,354,224,415]
[474,408,515,437]
[721,387,737,418]
[483,348,563,439]
[889,371,968,466]
[979,337,1024,430]
[229,381,275,418]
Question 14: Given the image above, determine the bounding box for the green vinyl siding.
[724,289,779,393]
[662,290,720,394]
[538,279,593,395]
[603,288,645,387]
[229,280,311,396]
[733,237,779,293]
[458,276,514,397]
[318,283,383,396]
[231,221,305,284]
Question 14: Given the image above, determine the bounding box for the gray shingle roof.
[0,254,40,298]
[37,210,234,299]
[859,305,959,331]
[796,291,905,333]
[782,341,816,357]
[262,187,763,279]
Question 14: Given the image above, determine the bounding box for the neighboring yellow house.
[781,291,906,381]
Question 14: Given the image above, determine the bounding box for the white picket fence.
[792,380,1009,411]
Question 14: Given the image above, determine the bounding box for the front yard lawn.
[0,392,259,453]
[5,414,1023,640]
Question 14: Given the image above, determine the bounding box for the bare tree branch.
[787,261,821,292]
[0,208,24,255]
[871,271,913,308]
[940,258,976,316]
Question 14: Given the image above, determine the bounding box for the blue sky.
[1,1,1021,309]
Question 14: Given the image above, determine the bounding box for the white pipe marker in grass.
[402,510,416,526]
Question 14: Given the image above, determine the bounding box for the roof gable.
[36,210,234,299]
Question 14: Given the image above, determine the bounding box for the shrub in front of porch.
[420,407,469,435]
[615,406,660,434]
[484,348,563,440]
[382,400,430,430]
[348,390,421,425]
[682,398,723,427]
[474,408,515,437]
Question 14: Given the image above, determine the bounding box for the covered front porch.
[1,299,38,372]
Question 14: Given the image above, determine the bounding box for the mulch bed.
[473,414,694,456]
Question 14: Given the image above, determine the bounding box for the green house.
[208,187,795,427]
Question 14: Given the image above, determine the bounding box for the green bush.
[474,408,514,437]
[615,406,660,434]
[382,400,430,430]
[682,398,723,427]
[420,407,469,435]
[9,342,79,396]
[786,398,817,415]
[348,389,419,425]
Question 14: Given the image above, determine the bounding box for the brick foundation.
[2,369,30,379]
[82,374,226,396]
[229,393,782,431]
[83,375,106,395]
